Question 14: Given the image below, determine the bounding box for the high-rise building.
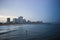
[18,16,24,23]
[7,18,10,23]
[13,18,18,23]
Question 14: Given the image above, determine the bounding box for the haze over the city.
[0,0,60,23]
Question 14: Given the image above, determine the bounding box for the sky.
[0,0,60,23]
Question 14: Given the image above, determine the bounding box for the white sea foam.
[0,28,16,33]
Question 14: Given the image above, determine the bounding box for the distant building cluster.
[0,16,43,25]
[6,16,43,24]
[7,16,31,24]
[13,16,26,23]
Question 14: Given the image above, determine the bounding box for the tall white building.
[13,16,26,23]
[13,18,18,23]
[18,16,24,23]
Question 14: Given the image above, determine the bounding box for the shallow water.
[0,24,60,40]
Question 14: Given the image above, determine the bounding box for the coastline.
[0,23,52,26]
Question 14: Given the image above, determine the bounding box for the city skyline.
[0,0,60,23]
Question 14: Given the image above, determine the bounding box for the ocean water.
[0,24,60,40]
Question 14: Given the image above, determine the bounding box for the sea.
[0,24,60,40]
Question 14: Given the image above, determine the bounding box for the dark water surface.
[0,24,60,40]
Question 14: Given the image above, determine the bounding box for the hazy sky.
[0,0,60,23]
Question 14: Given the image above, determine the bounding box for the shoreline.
[0,23,52,26]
